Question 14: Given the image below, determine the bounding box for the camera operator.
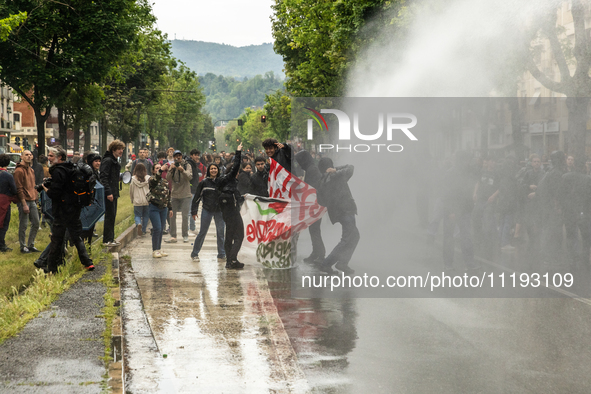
[44,148,94,274]
[164,150,193,243]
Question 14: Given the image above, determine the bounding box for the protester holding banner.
[263,138,292,173]
[317,158,359,275]
[190,163,226,262]
[218,143,245,269]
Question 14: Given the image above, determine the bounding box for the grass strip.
[0,184,134,344]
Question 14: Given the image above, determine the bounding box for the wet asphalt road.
[273,222,591,393]
[120,213,591,393]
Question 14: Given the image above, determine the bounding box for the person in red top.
[0,154,18,252]
[13,150,40,253]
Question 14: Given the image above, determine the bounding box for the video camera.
[35,178,52,193]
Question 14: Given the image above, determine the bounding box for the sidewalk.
[121,216,309,392]
[0,260,108,393]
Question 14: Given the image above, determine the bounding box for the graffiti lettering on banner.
[238,159,326,268]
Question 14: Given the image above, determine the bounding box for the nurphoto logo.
[305,107,418,153]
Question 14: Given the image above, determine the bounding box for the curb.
[107,225,137,393]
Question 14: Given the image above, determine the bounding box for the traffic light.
[261,115,267,123]
[15,136,20,146]
[237,119,243,126]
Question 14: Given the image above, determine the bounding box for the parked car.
[6,153,21,174]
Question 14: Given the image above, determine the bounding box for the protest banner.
[238,159,326,268]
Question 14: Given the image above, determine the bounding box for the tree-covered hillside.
[170,40,285,79]
[199,72,284,122]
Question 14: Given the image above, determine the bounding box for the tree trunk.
[84,122,91,153]
[73,118,80,154]
[101,116,108,154]
[35,109,48,157]
[565,97,589,161]
[58,107,67,148]
[509,97,526,160]
[479,101,490,154]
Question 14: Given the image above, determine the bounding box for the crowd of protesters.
[422,150,591,271]
[0,136,360,275]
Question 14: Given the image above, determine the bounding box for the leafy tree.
[102,27,174,148]
[0,0,153,156]
[263,90,291,142]
[271,0,401,97]
[224,108,268,153]
[163,65,207,152]
[59,84,104,152]
[0,11,26,41]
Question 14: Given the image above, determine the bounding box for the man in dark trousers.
[537,150,567,267]
[0,154,18,252]
[561,156,591,268]
[296,150,325,264]
[441,150,477,271]
[317,157,359,275]
[100,140,124,247]
[44,148,94,274]
[217,143,244,269]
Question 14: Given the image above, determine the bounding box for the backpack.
[70,162,96,207]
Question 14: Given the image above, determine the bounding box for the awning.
[7,143,22,151]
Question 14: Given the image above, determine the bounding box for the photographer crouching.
[43,148,94,274]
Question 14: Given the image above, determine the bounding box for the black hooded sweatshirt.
[99,150,121,198]
[295,150,321,189]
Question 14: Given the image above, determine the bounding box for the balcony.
[0,120,12,130]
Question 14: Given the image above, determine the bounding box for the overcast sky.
[151,0,275,47]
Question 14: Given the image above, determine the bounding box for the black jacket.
[217,150,242,212]
[250,170,268,197]
[32,161,45,185]
[318,165,357,224]
[99,151,121,198]
[295,150,321,188]
[237,172,252,195]
[47,162,76,205]
[562,171,591,216]
[271,143,292,173]
[191,177,221,214]
[442,165,476,215]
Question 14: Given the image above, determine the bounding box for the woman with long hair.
[147,163,173,258]
[130,163,150,236]
[190,163,226,261]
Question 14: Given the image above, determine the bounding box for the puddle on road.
[123,240,303,393]
[264,269,359,393]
